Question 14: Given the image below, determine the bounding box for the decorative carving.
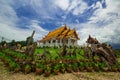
[25,31,36,61]
[86,35,117,66]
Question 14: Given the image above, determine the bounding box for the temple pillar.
[72,40,74,47]
[50,40,53,47]
[60,39,62,46]
[70,39,72,47]
[68,39,70,47]
[43,41,45,47]
[74,40,77,46]
[58,40,60,47]
[56,40,58,47]
[46,41,49,46]
[45,41,47,47]
[37,42,40,46]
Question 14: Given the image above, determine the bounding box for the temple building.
[37,25,80,47]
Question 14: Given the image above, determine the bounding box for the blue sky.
[0,0,120,48]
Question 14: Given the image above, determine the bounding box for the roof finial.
[73,27,76,31]
[64,24,66,27]
[89,34,91,38]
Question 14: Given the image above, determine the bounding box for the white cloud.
[92,1,103,9]
[0,0,18,27]
[29,0,61,19]
[72,0,88,15]
[89,0,120,23]
[67,0,88,15]
[54,0,88,15]
[0,20,48,42]
[0,19,48,42]
[28,20,49,41]
[0,0,48,42]
[13,0,88,20]
[76,19,120,45]
[75,0,120,45]
[54,0,70,10]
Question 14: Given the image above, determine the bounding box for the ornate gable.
[39,25,80,42]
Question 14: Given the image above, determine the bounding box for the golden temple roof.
[39,25,80,42]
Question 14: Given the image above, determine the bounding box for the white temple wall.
[39,38,78,47]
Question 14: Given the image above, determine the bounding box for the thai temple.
[38,24,80,47]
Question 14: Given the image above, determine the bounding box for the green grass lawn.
[34,47,85,60]
[35,47,62,60]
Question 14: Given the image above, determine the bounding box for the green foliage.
[100,62,107,68]
[115,62,120,68]
[16,64,20,68]
[80,49,84,55]
[0,40,7,46]
[1,53,5,58]
[70,55,76,59]
[17,54,25,59]
[0,52,13,63]
[93,62,101,67]
[78,62,84,67]
[60,63,65,69]
[18,41,26,46]
[117,63,120,68]
[53,64,60,70]
[9,62,17,68]
[72,63,78,69]
[10,40,16,46]
[64,55,70,59]
[5,57,11,63]
[35,47,86,60]
[116,49,120,58]
[26,56,31,60]
[67,64,72,68]
[85,62,93,67]
[36,63,44,68]
[1,47,120,74]
[25,65,31,70]
[45,65,51,71]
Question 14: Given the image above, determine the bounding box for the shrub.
[14,64,21,72]
[36,63,44,68]
[85,62,93,67]
[45,65,51,71]
[44,65,51,77]
[9,62,17,71]
[60,63,66,69]
[25,64,31,74]
[78,62,84,67]
[25,65,31,70]
[101,62,107,68]
[53,64,60,70]
[72,63,78,69]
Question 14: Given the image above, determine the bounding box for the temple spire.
[64,24,66,26]
[73,27,76,31]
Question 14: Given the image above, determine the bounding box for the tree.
[0,41,7,46]
[20,41,27,46]
[10,40,16,46]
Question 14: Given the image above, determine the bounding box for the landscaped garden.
[0,47,120,77]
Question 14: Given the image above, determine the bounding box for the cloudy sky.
[0,0,120,48]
